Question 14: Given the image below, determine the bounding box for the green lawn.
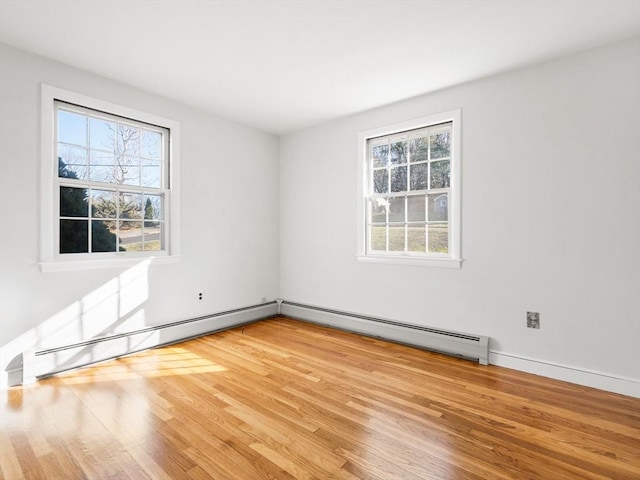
[370,224,448,253]
[122,240,161,252]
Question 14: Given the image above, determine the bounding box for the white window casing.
[357,109,462,268]
[40,84,181,272]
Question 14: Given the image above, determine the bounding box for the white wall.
[279,37,640,395]
[0,44,279,387]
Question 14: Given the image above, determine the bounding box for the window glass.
[366,122,452,256]
[55,101,168,255]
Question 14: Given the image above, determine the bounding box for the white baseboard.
[490,351,640,398]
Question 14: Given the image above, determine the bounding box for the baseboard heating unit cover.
[12,301,278,386]
[279,300,489,365]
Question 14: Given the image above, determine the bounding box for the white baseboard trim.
[490,350,640,398]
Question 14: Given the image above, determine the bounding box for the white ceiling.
[1,0,639,135]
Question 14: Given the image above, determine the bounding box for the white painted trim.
[356,109,462,266]
[490,350,640,398]
[39,255,181,272]
[357,254,461,268]
[40,83,181,269]
[40,85,56,264]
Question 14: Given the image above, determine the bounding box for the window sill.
[357,254,462,269]
[40,255,181,273]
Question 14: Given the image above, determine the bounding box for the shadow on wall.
[1,260,153,389]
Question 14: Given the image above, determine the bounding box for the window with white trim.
[41,85,181,271]
[357,110,461,268]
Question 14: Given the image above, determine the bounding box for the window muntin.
[55,101,169,255]
[367,122,452,256]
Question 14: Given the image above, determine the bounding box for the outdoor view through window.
[56,101,168,254]
[367,122,452,255]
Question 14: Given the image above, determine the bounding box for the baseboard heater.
[10,301,278,386]
[10,299,487,386]
[279,300,489,365]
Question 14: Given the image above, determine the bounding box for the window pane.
[60,219,88,253]
[370,225,386,251]
[143,226,162,251]
[373,169,388,194]
[58,143,87,167]
[141,130,161,160]
[370,198,387,223]
[389,197,405,222]
[91,189,117,218]
[390,140,407,165]
[388,226,405,251]
[409,136,429,163]
[58,147,88,180]
[57,110,87,146]
[117,125,140,156]
[390,166,407,193]
[430,131,450,159]
[60,187,88,217]
[141,164,161,188]
[428,193,448,221]
[90,165,116,184]
[92,220,117,252]
[407,195,425,221]
[119,165,141,187]
[430,160,450,189]
[372,144,388,168]
[120,193,143,219]
[59,163,88,181]
[143,194,163,225]
[407,224,426,252]
[89,118,115,151]
[409,163,428,191]
[90,150,115,166]
[113,156,140,184]
[428,223,448,253]
[119,221,143,251]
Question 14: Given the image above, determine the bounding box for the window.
[357,110,461,268]
[41,85,181,271]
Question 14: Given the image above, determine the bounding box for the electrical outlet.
[198,292,203,301]
[527,311,540,329]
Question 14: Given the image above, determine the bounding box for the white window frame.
[40,84,181,272]
[357,109,461,268]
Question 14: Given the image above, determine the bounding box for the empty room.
[1,0,639,479]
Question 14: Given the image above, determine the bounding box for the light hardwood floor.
[1,317,639,479]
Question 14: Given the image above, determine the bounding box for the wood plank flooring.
[1,316,639,479]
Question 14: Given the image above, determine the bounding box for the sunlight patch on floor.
[53,346,228,384]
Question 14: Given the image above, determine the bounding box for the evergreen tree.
[144,197,154,227]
